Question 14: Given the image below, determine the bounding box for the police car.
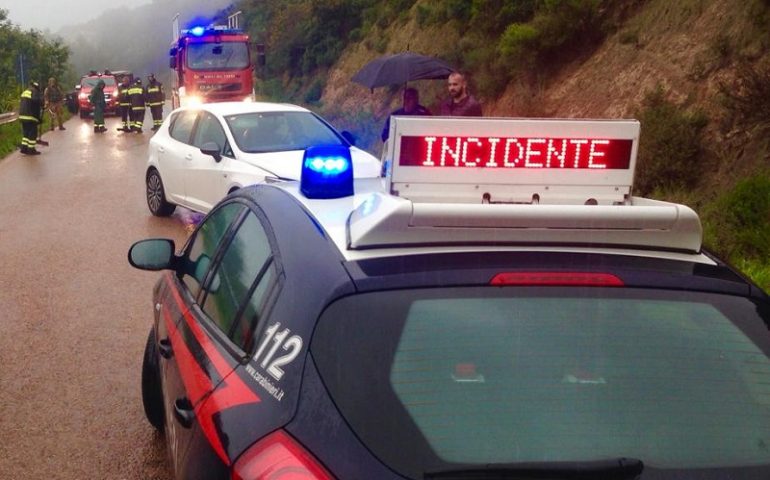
[129,117,770,479]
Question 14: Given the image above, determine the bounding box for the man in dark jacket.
[145,73,165,131]
[117,77,131,132]
[128,78,146,133]
[440,72,483,117]
[88,79,107,133]
[19,81,43,155]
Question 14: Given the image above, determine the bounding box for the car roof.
[178,101,311,117]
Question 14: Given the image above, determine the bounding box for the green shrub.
[709,34,732,60]
[702,172,770,261]
[498,23,540,70]
[470,0,537,33]
[258,78,290,102]
[416,4,432,26]
[735,258,770,292]
[618,29,639,45]
[303,78,325,104]
[496,0,608,74]
[634,86,708,195]
[719,61,770,128]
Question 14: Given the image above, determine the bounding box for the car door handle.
[158,338,173,359]
[185,154,193,161]
[157,146,165,153]
[173,397,195,429]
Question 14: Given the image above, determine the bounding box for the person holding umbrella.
[381,87,431,142]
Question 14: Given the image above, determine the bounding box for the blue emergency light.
[189,26,206,37]
[300,145,354,199]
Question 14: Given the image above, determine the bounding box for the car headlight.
[182,95,202,107]
[79,93,87,100]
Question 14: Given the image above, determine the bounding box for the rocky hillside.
[322,0,768,183]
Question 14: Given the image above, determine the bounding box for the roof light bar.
[300,145,354,199]
[346,194,703,253]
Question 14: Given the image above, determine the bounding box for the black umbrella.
[351,52,454,90]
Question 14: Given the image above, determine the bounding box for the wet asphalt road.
[0,113,190,479]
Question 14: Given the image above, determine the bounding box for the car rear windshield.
[225,111,343,153]
[81,77,116,87]
[312,287,770,478]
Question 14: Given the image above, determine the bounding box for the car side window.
[200,211,274,352]
[234,261,277,352]
[192,112,228,153]
[181,203,244,299]
[169,110,198,144]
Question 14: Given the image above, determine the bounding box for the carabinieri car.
[129,117,770,479]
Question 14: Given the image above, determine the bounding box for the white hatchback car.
[144,101,381,216]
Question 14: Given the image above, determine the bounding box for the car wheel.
[141,328,165,431]
[146,169,176,217]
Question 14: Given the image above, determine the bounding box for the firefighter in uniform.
[145,73,165,131]
[128,78,146,133]
[19,81,43,155]
[117,77,131,132]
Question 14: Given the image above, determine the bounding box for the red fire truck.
[169,12,256,109]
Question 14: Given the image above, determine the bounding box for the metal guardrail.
[0,112,17,125]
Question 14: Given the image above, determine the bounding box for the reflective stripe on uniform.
[18,115,39,123]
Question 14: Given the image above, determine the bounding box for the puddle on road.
[173,208,205,234]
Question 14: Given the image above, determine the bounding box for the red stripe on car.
[164,274,261,465]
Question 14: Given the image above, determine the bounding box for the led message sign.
[399,135,633,170]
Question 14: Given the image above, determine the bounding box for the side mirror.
[340,130,356,146]
[128,238,176,271]
[200,142,222,162]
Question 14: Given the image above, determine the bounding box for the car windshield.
[225,111,344,153]
[312,287,770,479]
[186,42,249,70]
[81,77,116,88]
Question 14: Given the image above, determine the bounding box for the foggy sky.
[1,0,154,32]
